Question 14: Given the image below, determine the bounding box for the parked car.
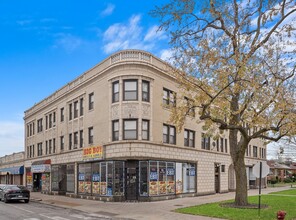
[0,185,30,203]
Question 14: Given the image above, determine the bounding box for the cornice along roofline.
[24,49,173,119]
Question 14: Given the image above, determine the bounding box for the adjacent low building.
[24,50,267,201]
[0,152,25,185]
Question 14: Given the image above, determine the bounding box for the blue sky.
[0,0,171,157]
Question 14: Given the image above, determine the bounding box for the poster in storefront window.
[159,181,166,194]
[41,173,50,192]
[92,174,100,182]
[78,173,85,181]
[150,172,158,181]
[92,182,100,194]
[78,181,85,193]
[149,181,158,195]
[100,182,107,195]
[26,171,33,191]
[167,181,176,194]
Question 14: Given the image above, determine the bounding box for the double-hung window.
[88,127,94,144]
[184,129,195,147]
[74,132,78,149]
[123,119,138,140]
[142,120,149,140]
[112,120,119,141]
[60,108,64,122]
[163,124,176,144]
[80,98,84,116]
[112,81,119,103]
[123,80,138,101]
[142,81,150,102]
[74,101,79,118]
[89,93,94,110]
[201,133,210,150]
[163,88,176,107]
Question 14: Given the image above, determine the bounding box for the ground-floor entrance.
[125,160,138,201]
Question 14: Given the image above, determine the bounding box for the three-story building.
[24,50,266,201]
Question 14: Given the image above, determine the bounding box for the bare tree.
[152,0,296,206]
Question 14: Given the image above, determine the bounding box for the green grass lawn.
[176,189,296,220]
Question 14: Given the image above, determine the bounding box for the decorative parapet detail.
[111,50,151,64]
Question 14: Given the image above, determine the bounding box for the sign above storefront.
[31,164,51,173]
[83,146,104,161]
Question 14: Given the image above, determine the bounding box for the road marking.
[39,214,69,220]
[8,204,35,214]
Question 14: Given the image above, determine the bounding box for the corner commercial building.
[24,50,267,201]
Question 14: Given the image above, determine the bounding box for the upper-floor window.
[60,136,64,151]
[69,133,73,150]
[163,88,176,107]
[112,81,119,103]
[142,81,150,102]
[89,93,94,110]
[220,138,224,152]
[80,130,84,148]
[123,119,138,140]
[123,80,138,101]
[225,138,228,153]
[253,146,258,158]
[142,120,149,140]
[37,119,43,133]
[201,133,211,150]
[80,98,84,116]
[37,143,42,156]
[88,127,94,144]
[53,138,56,154]
[60,108,64,122]
[112,120,119,141]
[74,101,79,118]
[69,103,73,120]
[49,113,52,128]
[184,129,195,148]
[163,124,176,144]
[74,132,78,149]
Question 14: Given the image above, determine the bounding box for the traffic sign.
[253,161,270,178]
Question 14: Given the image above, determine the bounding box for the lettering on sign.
[83,146,104,161]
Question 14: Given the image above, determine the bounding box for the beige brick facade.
[23,50,267,201]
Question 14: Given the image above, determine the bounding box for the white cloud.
[160,49,173,62]
[0,121,24,157]
[100,4,115,17]
[53,33,83,52]
[144,25,167,42]
[16,19,33,26]
[103,15,168,54]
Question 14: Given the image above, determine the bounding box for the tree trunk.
[229,129,249,206]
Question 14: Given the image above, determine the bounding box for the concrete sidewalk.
[30,186,291,220]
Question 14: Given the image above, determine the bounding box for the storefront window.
[100,163,107,195]
[51,165,59,191]
[166,162,175,194]
[92,163,100,195]
[114,161,124,196]
[149,161,158,196]
[159,162,167,195]
[67,164,75,193]
[78,163,92,194]
[139,161,148,196]
[107,162,113,196]
[147,161,176,196]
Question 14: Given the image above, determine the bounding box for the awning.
[0,166,24,175]
[31,159,51,165]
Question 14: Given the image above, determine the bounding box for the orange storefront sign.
[83,146,104,161]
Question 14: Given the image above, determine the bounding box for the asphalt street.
[0,201,121,220]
